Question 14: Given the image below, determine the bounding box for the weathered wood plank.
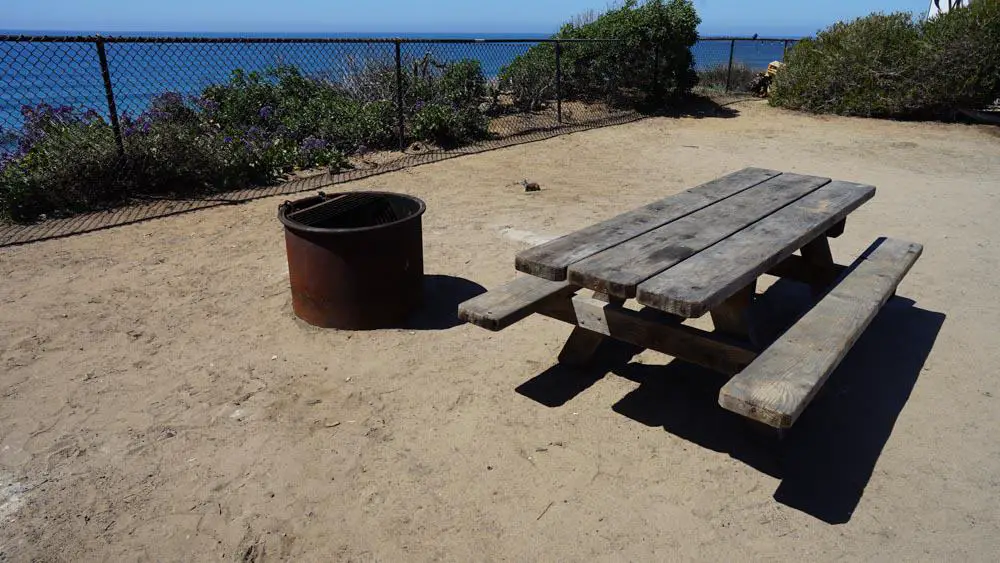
[514,167,782,280]
[637,181,875,317]
[568,173,832,298]
[718,237,923,429]
[457,276,576,331]
[537,295,759,376]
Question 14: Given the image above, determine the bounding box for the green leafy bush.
[0,57,494,222]
[770,13,922,116]
[917,0,1000,114]
[203,65,396,152]
[499,45,556,111]
[439,60,487,106]
[771,1,1000,118]
[411,103,488,146]
[499,0,700,109]
[0,107,123,222]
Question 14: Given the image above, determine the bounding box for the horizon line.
[0,28,810,39]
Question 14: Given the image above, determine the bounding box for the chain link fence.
[693,37,797,103]
[0,35,795,245]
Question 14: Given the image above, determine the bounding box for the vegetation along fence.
[0,35,795,245]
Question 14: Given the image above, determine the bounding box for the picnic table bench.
[458,168,923,430]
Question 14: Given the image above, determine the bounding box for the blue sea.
[0,32,790,137]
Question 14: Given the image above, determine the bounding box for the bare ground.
[2,100,1000,561]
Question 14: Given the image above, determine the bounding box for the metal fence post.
[95,37,124,157]
[555,41,563,124]
[783,39,790,60]
[725,39,736,93]
[394,40,405,151]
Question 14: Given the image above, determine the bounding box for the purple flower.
[83,109,101,122]
[414,100,426,111]
[195,97,220,112]
[300,136,328,151]
[140,121,151,133]
[223,135,233,143]
[140,109,169,123]
[259,106,273,119]
[123,125,136,137]
[155,92,184,108]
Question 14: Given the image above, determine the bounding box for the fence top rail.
[0,34,803,44]
[699,36,803,42]
[0,34,623,44]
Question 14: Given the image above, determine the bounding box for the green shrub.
[1,57,499,222]
[411,103,488,146]
[771,2,1000,118]
[354,100,398,148]
[449,107,490,143]
[410,104,452,144]
[918,0,1000,114]
[499,45,556,111]
[770,13,922,116]
[342,55,489,146]
[499,0,700,109]
[0,109,123,222]
[439,60,487,106]
[0,90,351,222]
[343,58,398,103]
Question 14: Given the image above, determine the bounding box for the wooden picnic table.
[459,168,923,430]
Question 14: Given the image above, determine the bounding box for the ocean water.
[0,33,790,137]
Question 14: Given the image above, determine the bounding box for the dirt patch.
[1,103,999,560]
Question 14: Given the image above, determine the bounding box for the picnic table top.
[515,167,876,318]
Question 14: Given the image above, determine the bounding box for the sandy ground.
[2,100,1000,561]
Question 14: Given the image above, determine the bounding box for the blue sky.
[4,0,933,36]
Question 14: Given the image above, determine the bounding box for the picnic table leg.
[826,218,847,238]
[557,292,623,368]
[557,328,608,367]
[800,237,840,295]
[710,281,759,347]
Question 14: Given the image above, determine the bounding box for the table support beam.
[557,328,608,367]
[800,237,841,295]
[538,295,758,376]
[710,282,758,346]
[556,291,620,366]
[767,255,847,286]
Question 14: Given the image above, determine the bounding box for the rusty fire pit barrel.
[278,191,426,329]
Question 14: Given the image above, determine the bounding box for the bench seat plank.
[515,167,782,280]
[567,173,832,299]
[718,237,923,429]
[457,276,576,331]
[636,181,875,317]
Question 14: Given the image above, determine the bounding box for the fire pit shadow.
[405,275,487,331]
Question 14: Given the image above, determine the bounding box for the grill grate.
[287,193,404,228]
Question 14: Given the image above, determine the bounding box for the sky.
[3,0,935,36]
